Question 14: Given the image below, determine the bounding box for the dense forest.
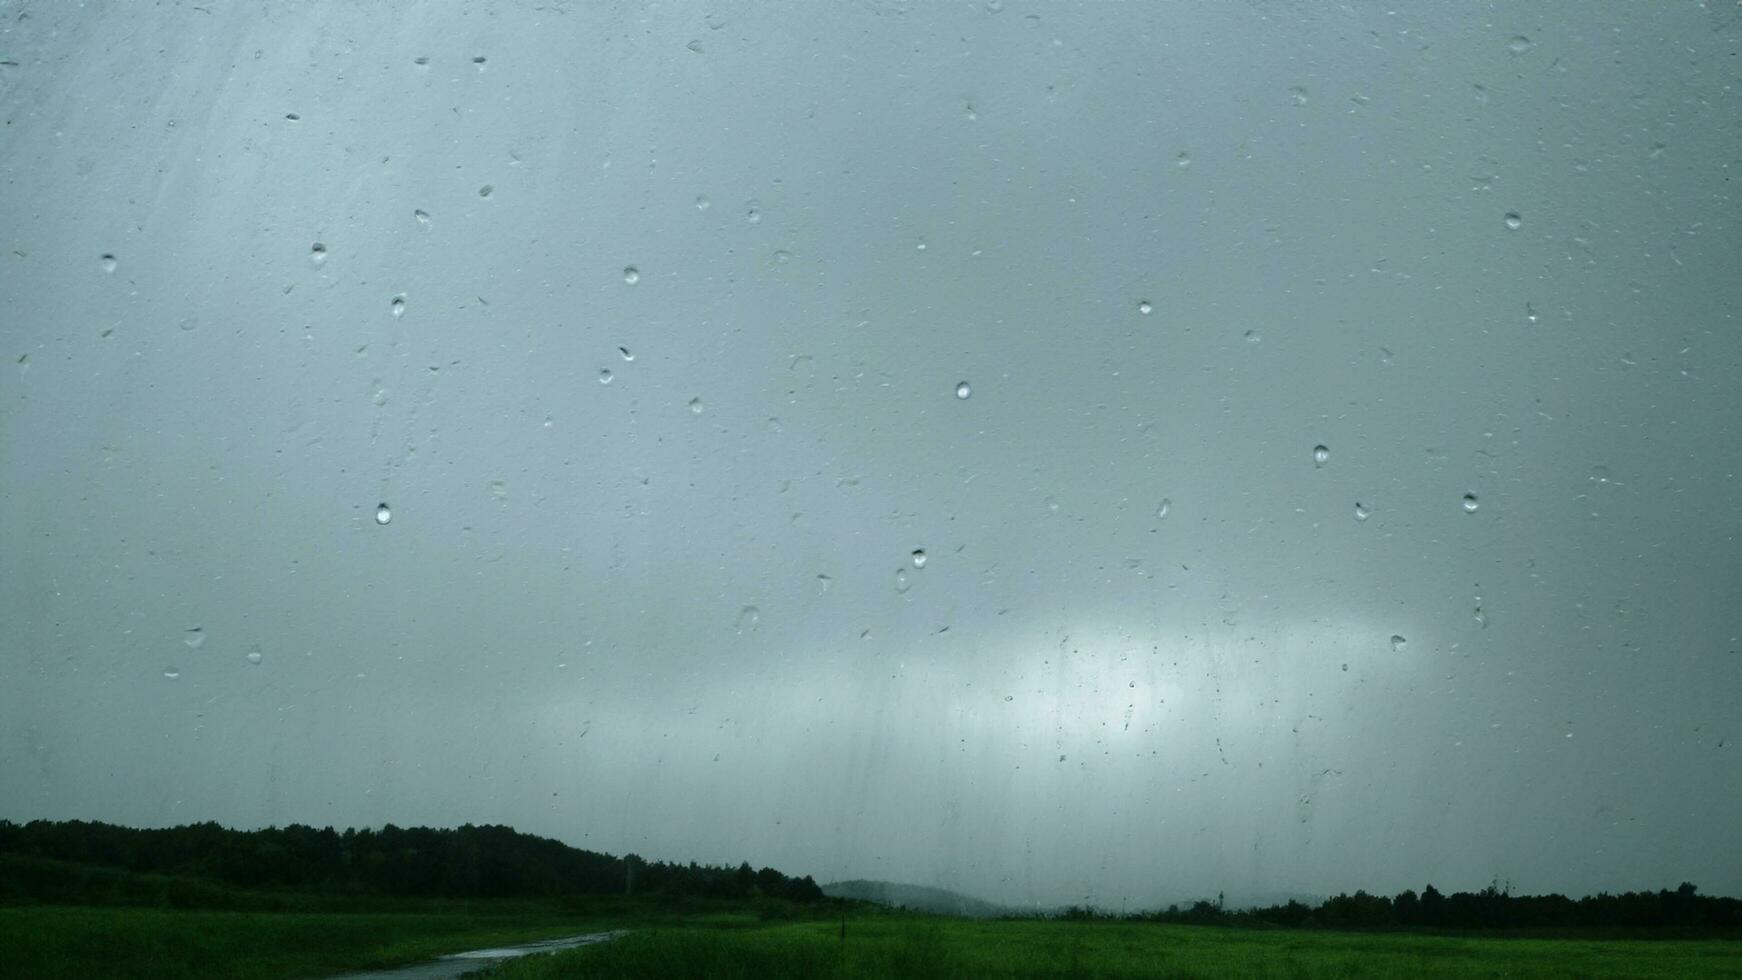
[1061,882,1742,932]
[0,819,822,903]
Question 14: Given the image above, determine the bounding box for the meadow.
[481,914,1742,980]
[0,903,626,980]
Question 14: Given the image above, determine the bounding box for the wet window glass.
[3,0,1737,922]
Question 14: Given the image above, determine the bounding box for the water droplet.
[414,209,431,228]
[1474,607,1488,629]
[1137,300,1153,315]
[689,397,704,415]
[1004,695,1014,702]
[414,56,429,67]
[184,628,206,650]
[375,502,392,525]
[490,480,508,499]
[911,549,927,568]
[100,253,117,273]
[310,242,327,265]
[1390,634,1407,652]
[246,647,263,665]
[1462,493,1480,513]
[695,194,711,210]
[598,368,614,385]
[1504,212,1523,231]
[1354,502,1371,521]
[706,12,727,30]
[1155,498,1171,520]
[623,265,640,285]
[735,605,760,631]
[390,295,406,318]
[894,569,911,594]
[478,184,494,198]
[1312,444,1330,467]
[816,574,833,593]
[1288,85,1309,106]
[618,346,634,361]
[773,249,791,264]
[955,381,972,399]
[1472,83,1489,105]
[163,667,180,680]
[1589,465,1611,484]
[745,203,762,224]
[686,39,704,54]
[472,55,487,65]
[1507,35,1532,55]
[1176,151,1191,169]
[985,0,1004,11]
[1244,329,1261,343]
[915,240,927,251]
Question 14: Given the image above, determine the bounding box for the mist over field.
[2,0,1738,911]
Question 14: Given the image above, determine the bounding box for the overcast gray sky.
[2,0,1739,909]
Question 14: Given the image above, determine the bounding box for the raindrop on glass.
[911,549,928,569]
[623,266,640,285]
[735,605,760,631]
[1354,502,1371,521]
[246,647,263,665]
[1155,498,1171,520]
[894,569,911,593]
[695,194,711,210]
[955,381,972,400]
[619,346,634,362]
[1474,607,1488,629]
[184,628,206,650]
[414,209,431,228]
[1504,212,1523,231]
[490,480,508,499]
[1390,634,1407,652]
[1137,300,1153,315]
[390,295,406,318]
[745,204,762,224]
[163,667,181,680]
[478,184,494,198]
[100,253,117,273]
[375,503,392,525]
[1312,444,1330,467]
[310,242,327,265]
[598,368,614,385]
[1462,493,1480,513]
[1507,35,1533,55]
[688,397,704,415]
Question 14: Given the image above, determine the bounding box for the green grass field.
[482,915,1742,980]
[3,898,1739,979]
[0,904,623,980]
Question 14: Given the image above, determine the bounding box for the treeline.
[1056,882,1742,932]
[0,819,823,904]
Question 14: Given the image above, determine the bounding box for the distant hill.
[822,879,1009,918]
